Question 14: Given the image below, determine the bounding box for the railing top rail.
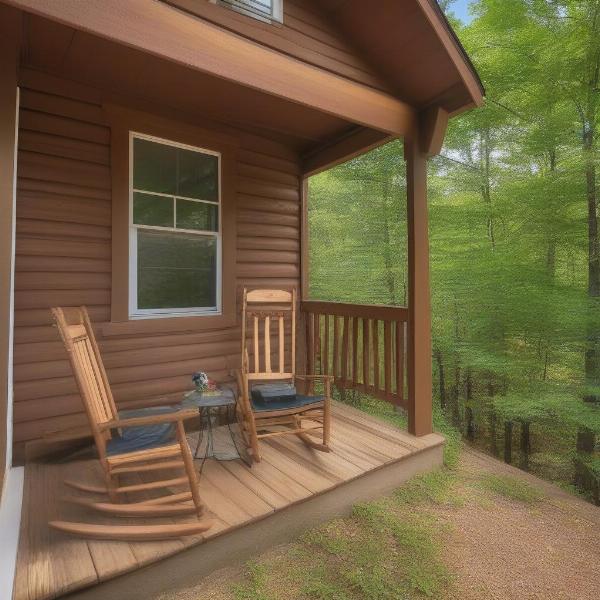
[300,300,408,322]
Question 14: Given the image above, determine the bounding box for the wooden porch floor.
[13,402,444,600]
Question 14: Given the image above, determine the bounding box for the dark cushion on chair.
[251,394,325,412]
[106,406,178,456]
[251,383,297,405]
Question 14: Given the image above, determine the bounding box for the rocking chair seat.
[250,394,325,412]
[106,406,178,456]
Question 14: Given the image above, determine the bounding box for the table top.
[182,387,236,408]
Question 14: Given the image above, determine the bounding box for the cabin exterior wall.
[165,0,391,92]
[12,71,302,457]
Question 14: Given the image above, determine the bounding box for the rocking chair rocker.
[49,306,213,540]
[235,288,332,463]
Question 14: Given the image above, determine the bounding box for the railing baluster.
[323,314,330,376]
[384,320,392,398]
[307,312,314,377]
[352,317,359,389]
[333,315,339,381]
[373,319,379,393]
[363,318,370,391]
[314,313,321,377]
[396,320,405,406]
[341,316,349,386]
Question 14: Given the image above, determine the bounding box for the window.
[215,0,283,23]
[129,133,221,319]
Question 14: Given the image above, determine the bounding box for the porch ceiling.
[20,12,365,158]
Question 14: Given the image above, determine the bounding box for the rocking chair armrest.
[100,409,199,430]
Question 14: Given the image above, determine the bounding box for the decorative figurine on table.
[191,371,220,396]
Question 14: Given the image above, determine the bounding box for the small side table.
[182,387,247,470]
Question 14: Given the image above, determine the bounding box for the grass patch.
[231,471,455,600]
[394,468,462,506]
[232,562,270,600]
[476,474,544,504]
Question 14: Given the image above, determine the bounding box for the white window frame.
[128,131,222,320]
[212,0,283,23]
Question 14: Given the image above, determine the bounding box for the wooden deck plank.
[331,418,413,460]
[271,435,364,481]
[259,440,338,493]
[78,461,140,582]
[14,406,444,600]
[13,462,98,600]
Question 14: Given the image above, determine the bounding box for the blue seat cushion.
[106,406,179,456]
[251,394,325,412]
[251,383,297,405]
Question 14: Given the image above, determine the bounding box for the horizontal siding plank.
[16,237,111,259]
[237,236,299,251]
[19,87,106,124]
[14,271,111,291]
[19,108,110,144]
[18,129,110,165]
[16,218,111,240]
[17,191,111,227]
[17,149,111,190]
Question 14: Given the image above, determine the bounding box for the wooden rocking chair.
[49,306,213,540]
[235,289,332,463]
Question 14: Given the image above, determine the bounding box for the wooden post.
[405,135,433,437]
[0,5,21,492]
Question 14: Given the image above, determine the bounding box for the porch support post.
[404,133,433,437]
[0,5,21,491]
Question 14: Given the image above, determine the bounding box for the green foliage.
[476,474,544,504]
[308,0,600,500]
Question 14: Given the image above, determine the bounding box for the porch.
[13,401,444,600]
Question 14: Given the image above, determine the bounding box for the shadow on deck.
[13,401,444,600]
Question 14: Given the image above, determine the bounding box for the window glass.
[137,229,217,310]
[176,199,218,231]
[133,192,174,227]
[133,138,177,195]
[177,148,218,201]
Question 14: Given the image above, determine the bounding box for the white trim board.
[0,467,24,600]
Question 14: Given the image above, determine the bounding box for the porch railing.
[300,301,408,408]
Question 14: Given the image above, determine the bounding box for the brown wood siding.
[164,0,390,93]
[12,79,301,451]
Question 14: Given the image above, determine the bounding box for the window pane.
[176,199,218,231]
[177,148,218,201]
[133,138,176,194]
[137,229,217,310]
[133,192,174,227]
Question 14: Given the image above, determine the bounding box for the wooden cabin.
[0,1,483,598]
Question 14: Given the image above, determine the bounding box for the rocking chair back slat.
[242,288,296,380]
[52,307,117,447]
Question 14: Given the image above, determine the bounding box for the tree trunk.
[519,421,531,471]
[452,365,461,426]
[490,410,498,457]
[465,368,475,441]
[434,349,447,409]
[504,421,513,464]
[579,3,600,470]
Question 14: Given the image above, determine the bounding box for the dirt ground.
[159,448,600,600]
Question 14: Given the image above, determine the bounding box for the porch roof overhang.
[4,0,416,137]
[4,0,483,175]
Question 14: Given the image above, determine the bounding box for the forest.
[308,0,600,503]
